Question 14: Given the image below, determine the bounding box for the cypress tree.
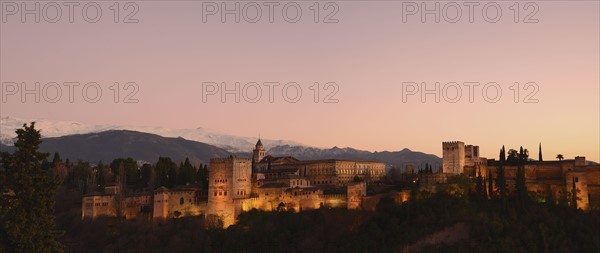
[140,164,152,188]
[97,162,105,191]
[0,123,63,252]
[571,177,578,210]
[476,167,484,200]
[178,161,185,185]
[178,158,194,185]
[516,146,530,208]
[497,147,508,207]
[168,165,178,188]
[155,157,177,188]
[483,174,488,199]
[539,143,543,161]
[488,168,495,199]
[51,152,61,164]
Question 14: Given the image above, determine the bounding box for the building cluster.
[440,141,600,211]
[82,139,599,226]
[82,139,385,226]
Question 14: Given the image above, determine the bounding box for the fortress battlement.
[442,141,464,145]
[210,157,251,163]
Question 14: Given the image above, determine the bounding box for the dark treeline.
[46,153,210,195]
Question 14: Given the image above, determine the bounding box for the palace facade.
[82,139,385,226]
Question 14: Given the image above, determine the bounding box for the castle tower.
[153,187,169,219]
[252,139,266,165]
[442,141,465,175]
[464,145,480,166]
[207,157,252,227]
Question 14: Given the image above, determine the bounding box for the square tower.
[442,141,465,175]
[207,157,252,227]
[464,145,480,166]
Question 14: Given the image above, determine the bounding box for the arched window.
[179,197,184,205]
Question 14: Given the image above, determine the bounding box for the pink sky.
[1,1,599,161]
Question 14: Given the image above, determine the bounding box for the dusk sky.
[1,1,599,161]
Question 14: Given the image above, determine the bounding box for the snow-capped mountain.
[262,145,442,171]
[0,116,307,152]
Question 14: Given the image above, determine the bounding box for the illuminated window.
[180,198,184,205]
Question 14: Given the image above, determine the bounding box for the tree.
[41,159,51,171]
[52,152,61,164]
[447,174,471,202]
[426,164,433,174]
[155,157,177,188]
[571,177,578,210]
[515,146,529,208]
[168,165,178,188]
[507,149,519,163]
[0,122,63,252]
[482,173,488,199]
[70,161,93,194]
[476,167,484,200]
[196,163,209,189]
[140,164,152,188]
[52,152,67,180]
[538,143,543,161]
[556,154,564,161]
[96,161,106,191]
[487,168,495,199]
[178,158,195,186]
[497,146,508,207]
[518,147,529,161]
[110,158,139,188]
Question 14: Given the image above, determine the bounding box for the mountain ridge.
[0,116,307,152]
[1,130,230,166]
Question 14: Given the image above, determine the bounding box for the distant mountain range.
[0,116,306,152]
[0,116,442,170]
[236,145,441,170]
[1,130,230,166]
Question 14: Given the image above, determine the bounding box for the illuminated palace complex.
[82,139,599,226]
[82,139,385,226]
